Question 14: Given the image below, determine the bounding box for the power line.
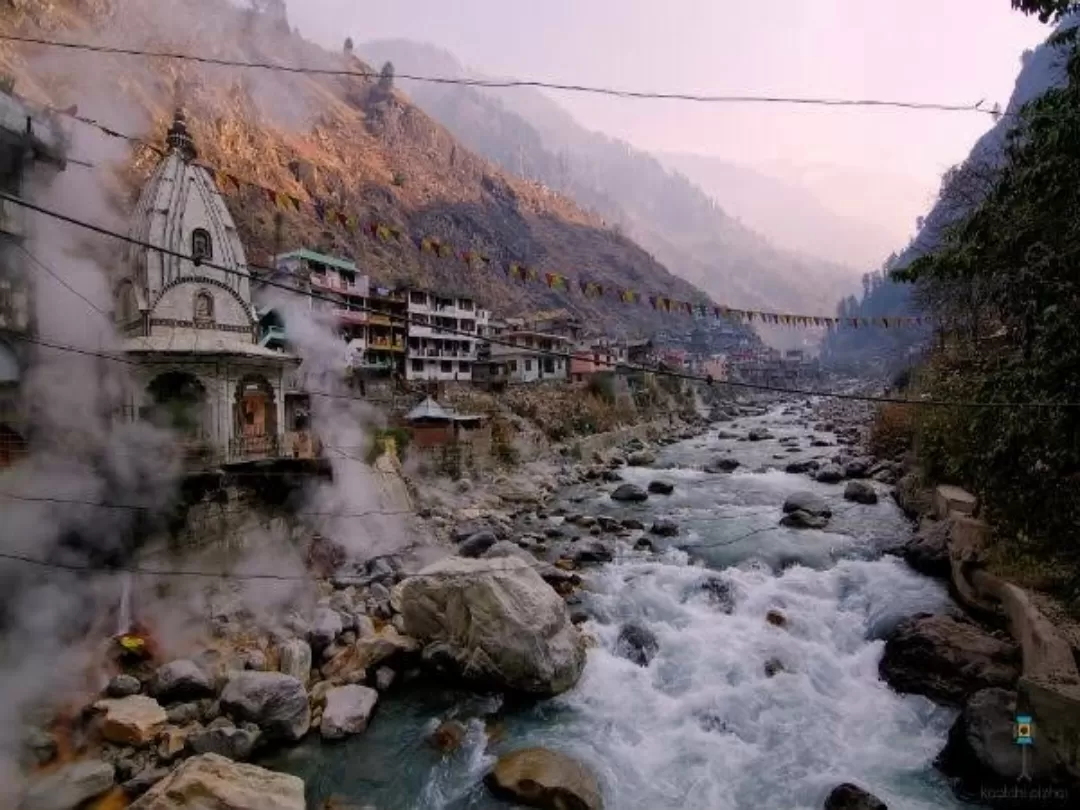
[3,191,1077,410]
[0,33,1001,117]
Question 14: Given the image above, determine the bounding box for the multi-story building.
[569,337,626,382]
[489,327,571,384]
[701,354,730,382]
[0,90,66,468]
[405,287,489,382]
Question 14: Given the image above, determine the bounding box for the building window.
[191,228,213,263]
[459,299,473,311]
[525,358,533,372]
[410,291,426,305]
[193,290,214,324]
[543,358,554,374]
[440,361,452,373]
[411,359,424,372]
[509,360,518,372]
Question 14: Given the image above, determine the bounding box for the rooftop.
[275,248,358,274]
[405,396,484,423]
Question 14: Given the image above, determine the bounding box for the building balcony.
[228,433,281,462]
[367,314,394,327]
[335,309,369,326]
[368,338,405,352]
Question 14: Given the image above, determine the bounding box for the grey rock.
[615,622,659,666]
[309,608,345,652]
[843,458,872,479]
[748,428,773,441]
[374,666,396,691]
[879,614,1020,706]
[823,783,888,810]
[320,685,379,740]
[242,650,267,671]
[843,480,879,505]
[106,674,142,698]
[650,519,679,537]
[900,520,951,579]
[601,469,623,482]
[23,727,58,767]
[626,450,657,466]
[780,510,829,529]
[704,457,740,474]
[610,484,648,502]
[150,660,214,704]
[187,723,261,761]
[570,539,614,564]
[20,760,115,810]
[219,672,311,742]
[647,480,674,495]
[459,530,499,558]
[451,520,502,543]
[815,465,844,483]
[784,460,817,474]
[165,702,201,726]
[621,518,645,531]
[121,766,170,798]
[782,491,833,517]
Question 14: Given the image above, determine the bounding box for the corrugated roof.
[406,396,452,422]
[275,248,357,274]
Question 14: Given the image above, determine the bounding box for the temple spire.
[165,109,197,162]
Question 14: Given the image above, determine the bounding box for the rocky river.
[263,400,969,810]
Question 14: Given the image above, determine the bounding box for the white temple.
[116,110,305,466]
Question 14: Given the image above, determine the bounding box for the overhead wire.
[0,33,1003,117]
[2,190,1078,410]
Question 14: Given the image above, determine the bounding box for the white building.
[489,328,570,383]
[115,110,305,467]
[405,287,490,382]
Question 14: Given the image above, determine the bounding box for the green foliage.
[586,372,616,404]
[899,32,1080,588]
[379,61,395,91]
[391,171,406,187]
[366,426,411,464]
[1011,0,1079,22]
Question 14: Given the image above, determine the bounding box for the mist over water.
[271,407,965,810]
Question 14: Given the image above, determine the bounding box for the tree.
[379,61,395,92]
[344,37,354,54]
[1011,0,1079,21]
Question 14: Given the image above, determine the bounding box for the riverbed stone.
[650,519,679,537]
[704,457,740,473]
[843,458,872,479]
[823,782,887,809]
[320,685,379,740]
[105,674,142,699]
[127,753,304,810]
[278,639,312,684]
[94,696,167,747]
[815,464,844,483]
[899,520,951,579]
[570,539,614,564]
[879,614,1020,706]
[486,747,602,810]
[784,459,817,474]
[611,484,648,502]
[621,518,645,531]
[219,672,310,742]
[782,491,832,517]
[615,622,659,666]
[429,719,467,753]
[780,509,829,529]
[150,659,214,704]
[309,608,345,652]
[393,557,586,696]
[748,428,773,441]
[646,480,674,495]
[843,480,878,505]
[187,722,261,761]
[626,450,656,466]
[20,759,115,810]
[459,530,500,558]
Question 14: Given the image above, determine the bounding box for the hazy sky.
[285,0,1050,238]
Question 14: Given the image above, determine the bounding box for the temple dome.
[121,109,254,339]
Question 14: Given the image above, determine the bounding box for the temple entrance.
[233,375,278,459]
[145,372,211,463]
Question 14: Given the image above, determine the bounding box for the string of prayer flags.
[545,272,569,291]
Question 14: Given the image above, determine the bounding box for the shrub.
[868,402,915,459]
[365,426,410,464]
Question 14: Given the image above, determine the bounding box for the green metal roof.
[275,248,357,274]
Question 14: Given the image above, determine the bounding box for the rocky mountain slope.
[0,0,734,338]
[359,38,860,319]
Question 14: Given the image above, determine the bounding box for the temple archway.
[145,371,209,440]
[233,375,278,459]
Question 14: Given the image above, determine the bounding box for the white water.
[116,570,133,636]
[273,406,968,809]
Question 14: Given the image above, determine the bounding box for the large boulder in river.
[815,464,844,484]
[128,753,304,810]
[392,557,586,696]
[782,491,832,518]
[626,450,656,467]
[458,530,499,558]
[615,622,659,666]
[150,659,214,703]
[219,672,310,742]
[899,520,951,578]
[748,428,774,441]
[704,457,740,474]
[485,747,602,810]
[20,760,115,810]
[879,614,1020,706]
[647,480,674,495]
[277,639,312,684]
[936,687,1071,802]
[93,695,167,747]
[610,484,648,502]
[843,480,878,505]
[823,782,887,809]
[320,685,379,740]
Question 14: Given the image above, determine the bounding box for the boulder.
[150,659,214,704]
[704,457,740,474]
[610,484,648,503]
[451,520,503,543]
[459,530,499,558]
[843,481,879,505]
[748,428,773,441]
[899,520,951,578]
[784,460,817,474]
[823,783,888,809]
[105,674,142,698]
[626,450,656,467]
[127,753,304,810]
[649,519,679,537]
[621,518,645,531]
[815,465,844,484]
[936,687,1069,801]
[392,557,586,696]
[780,510,829,530]
[879,614,1020,706]
[647,480,674,495]
[277,639,312,685]
[893,472,933,520]
[123,767,171,798]
[684,577,736,613]
[20,760,115,810]
[320,685,379,740]
[188,723,261,761]
[615,622,659,666]
[601,470,623,483]
[486,747,602,810]
[570,539,614,564]
[354,626,420,670]
[429,719,467,753]
[843,458,871,479]
[782,491,832,518]
[309,608,345,651]
[93,696,167,747]
[219,672,311,742]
